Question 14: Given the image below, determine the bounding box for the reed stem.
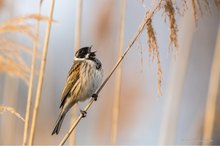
[69,0,83,145]
[29,0,55,145]
[22,5,41,146]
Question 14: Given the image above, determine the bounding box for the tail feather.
[52,112,66,135]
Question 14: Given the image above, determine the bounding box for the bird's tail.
[52,111,66,135]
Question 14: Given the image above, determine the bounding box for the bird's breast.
[78,60,103,101]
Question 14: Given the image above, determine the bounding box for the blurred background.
[0,0,220,145]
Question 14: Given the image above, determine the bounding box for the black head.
[75,46,97,59]
[75,46,91,58]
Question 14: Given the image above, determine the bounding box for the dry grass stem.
[146,17,162,95]
[73,0,82,51]
[0,105,25,122]
[69,106,77,145]
[111,0,126,145]
[202,24,220,146]
[164,0,178,49]
[69,0,83,145]
[22,7,41,146]
[29,0,55,145]
[59,1,163,145]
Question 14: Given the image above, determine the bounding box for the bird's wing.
[60,61,81,108]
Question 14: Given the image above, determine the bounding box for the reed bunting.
[52,46,103,135]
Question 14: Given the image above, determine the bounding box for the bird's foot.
[80,110,87,118]
[92,93,98,101]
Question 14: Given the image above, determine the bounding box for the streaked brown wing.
[60,60,80,108]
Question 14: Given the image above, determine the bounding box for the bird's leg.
[76,103,86,118]
[80,110,87,118]
[92,93,98,101]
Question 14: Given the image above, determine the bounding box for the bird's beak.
[91,50,96,54]
[89,45,93,51]
[89,50,96,56]
[89,45,96,54]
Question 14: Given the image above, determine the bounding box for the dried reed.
[192,0,198,26]
[0,13,49,86]
[22,6,41,146]
[111,0,126,145]
[0,14,45,84]
[73,0,82,51]
[191,0,211,26]
[202,24,220,146]
[0,14,49,40]
[146,17,162,96]
[59,1,162,145]
[69,0,83,145]
[0,105,25,122]
[5,14,50,24]
[0,13,48,144]
[164,0,178,49]
[29,0,55,145]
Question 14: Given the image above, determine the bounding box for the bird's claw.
[80,110,87,118]
[92,93,98,101]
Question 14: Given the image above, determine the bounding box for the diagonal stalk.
[59,1,162,145]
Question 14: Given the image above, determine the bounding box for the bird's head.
[75,46,96,59]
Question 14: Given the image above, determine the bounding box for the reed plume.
[164,0,178,49]
[0,105,25,122]
[146,16,162,96]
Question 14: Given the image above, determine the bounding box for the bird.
[52,46,103,135]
